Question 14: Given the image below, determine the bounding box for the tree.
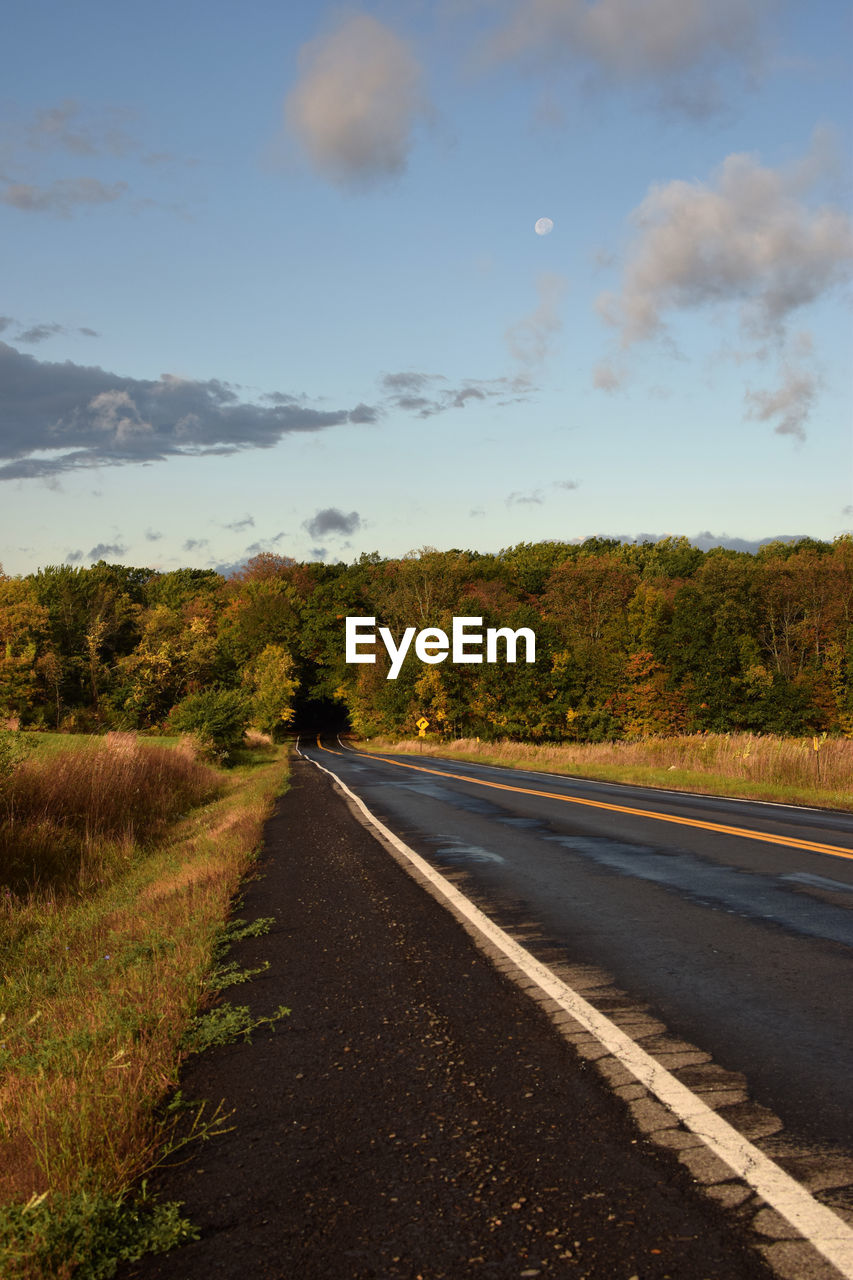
[244,645,299,737]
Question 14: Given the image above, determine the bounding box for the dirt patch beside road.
[122,756,772,1280]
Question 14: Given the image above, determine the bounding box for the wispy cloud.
[285,14,427,187]
[506,272,568,369]
[381,370,530,418]
[506,479,579,506]
[483,0,773,115]
[1,178,129,217]
[221,515,256,533]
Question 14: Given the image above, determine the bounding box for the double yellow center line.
[317,741,853,864]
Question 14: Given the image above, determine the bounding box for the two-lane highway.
[300,737,853,1163]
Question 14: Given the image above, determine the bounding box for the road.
[300,738,853,1165]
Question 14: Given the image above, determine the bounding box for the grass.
[0,732,291,1278]
[357,732,853,812]
[1,732,223,896]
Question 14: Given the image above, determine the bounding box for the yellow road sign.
[416,717,430,730]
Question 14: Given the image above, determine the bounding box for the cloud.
[303,508,362,539]
[506,272,568,368]
[507,478,580,505]
[244,532,287,554]
[592,360,625,392]
[597,137,853,436]
[183,538,208,552]
[89,541,127,560]
[381,370,530,418]
[0,343,380,480]
[12,320,100,344]
[483,0,772,114]
[744,360,818,443]
[222,515,256,533]
[22,99,137,157]
[16,322,65,344]
[65,541,126,563]
[285,14,426,186]
[145,528,163,542]
[1,178,129,216]
[599,141,853,348]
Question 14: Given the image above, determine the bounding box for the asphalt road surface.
[123,754,782,1280]
[301,739,853,1165]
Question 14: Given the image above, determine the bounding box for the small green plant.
[0,1187,198,1280]
[180,1002,290,1055]
[207,958,270,990]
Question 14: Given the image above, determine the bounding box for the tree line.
[1,535,851,744]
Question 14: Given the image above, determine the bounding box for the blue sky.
[1,0,851,575]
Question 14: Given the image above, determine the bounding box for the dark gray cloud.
[145,528,163,542]
[303,508,362,539]
[381,370,530,418]
[222,515,255,533]
[245,532,287,554]
[15,322,64,344]
[11,319,100,344]
[183,538,209,552]
[0,343,380,480]
[66,541,127,563]
[89,541,127,560]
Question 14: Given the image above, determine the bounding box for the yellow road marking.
[318,742,853,863]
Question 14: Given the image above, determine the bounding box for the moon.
[534,217,554,236]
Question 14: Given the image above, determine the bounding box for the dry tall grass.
[0,742,290,1273]
[0,733,222,896]
[363,733,853,810]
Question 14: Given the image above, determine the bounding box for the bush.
[166,689,250,760]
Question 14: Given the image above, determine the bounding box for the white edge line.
[301,742,853,1278]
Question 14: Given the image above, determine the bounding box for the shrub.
[166,690,250,760]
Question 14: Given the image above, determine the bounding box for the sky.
[1,0,851,576]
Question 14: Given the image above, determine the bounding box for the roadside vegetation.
[0,731,290,1279]
[359,732,853,812]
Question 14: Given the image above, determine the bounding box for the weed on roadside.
[0,1186,198,1280]
[180,1001,290,1056]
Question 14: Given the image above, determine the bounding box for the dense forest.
[1,536,851,745]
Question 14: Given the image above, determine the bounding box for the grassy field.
[0,732,290,1278]
[357,732,853,812]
